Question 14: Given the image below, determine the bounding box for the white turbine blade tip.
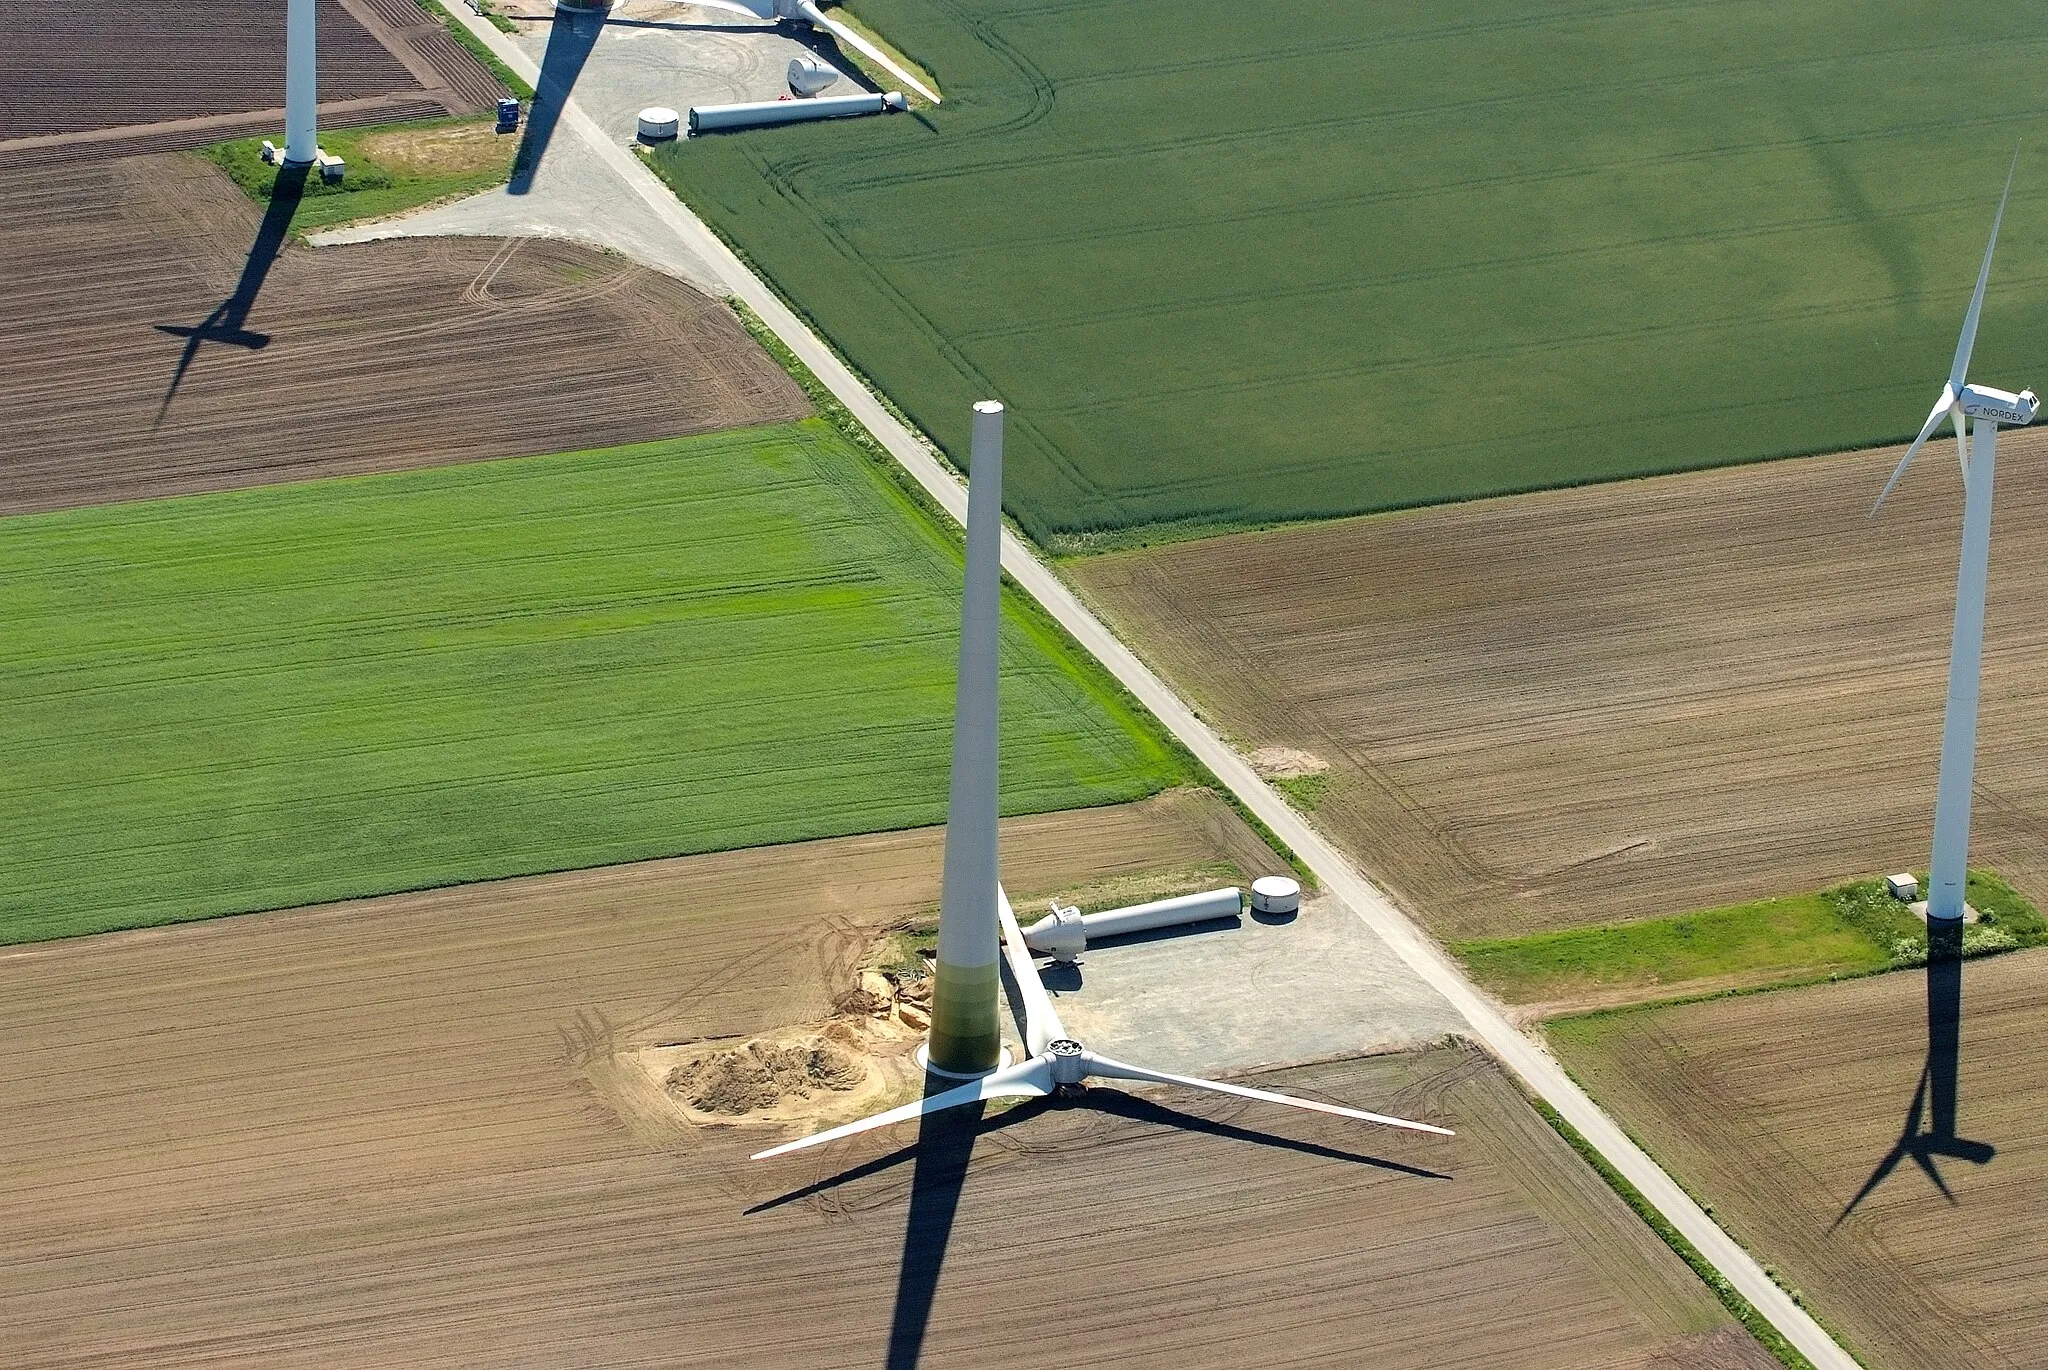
[1951,147,2022,390]
[811,10,941,104]
[1080,1051,1453,1136]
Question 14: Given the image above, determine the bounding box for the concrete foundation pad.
[313,3,835,291]
[1028,891,1462,1079]
[1910,901,1980,924]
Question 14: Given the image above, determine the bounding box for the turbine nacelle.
[1958,384,2038,427]
[1871,147,2029,515]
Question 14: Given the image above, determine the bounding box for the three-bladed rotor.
[1873,147,2037,513]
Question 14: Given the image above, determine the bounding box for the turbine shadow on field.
[1835,920,1995,1224]
[1078,1089,1453,1180]
[1796,119,1923,327]
[510,9,605,194]
[747,1074,1449,1367]
[883,1090,982,1370]
[153,162,305,422]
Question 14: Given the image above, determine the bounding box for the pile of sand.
[666,1023,867,1115]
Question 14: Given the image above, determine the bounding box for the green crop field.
[0,421,1183,944]
[1457,872,2048,1008]
[660,0,2048,547]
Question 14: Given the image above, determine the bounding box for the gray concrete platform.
[1010,892,1464,1079]
[314,1,850,290]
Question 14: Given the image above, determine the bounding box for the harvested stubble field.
[1552,949,2048,1370]
[0,0,505,166]
[663,0,2048,545]
[0,418,1183,943]
[0,153,806,513]
[1070,432,2048,944]
[0,792,1771,1370]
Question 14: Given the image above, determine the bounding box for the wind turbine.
[285,0,318,166]
[752,401,1450,1162]
[679,0,941,105]
[1872,148,2039,922]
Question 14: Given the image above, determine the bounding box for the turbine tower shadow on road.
[509,9,606,195]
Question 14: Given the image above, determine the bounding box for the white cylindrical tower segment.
[284,0,318,165]
[926,400,1007,1075]
[1926,417,1999,921]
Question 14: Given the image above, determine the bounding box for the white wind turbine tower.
[1872,148,2039,922]
[754,401,1450,1162]
[285,0,318,166]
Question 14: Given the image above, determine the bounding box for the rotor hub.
[1048,1038,1087,1086]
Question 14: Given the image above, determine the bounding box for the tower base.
[916,1043,1013,1079]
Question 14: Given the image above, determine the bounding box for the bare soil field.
[0,153,809,513]
[0,0,505,167]
[0,789,1768,1369]
[1071,435,2048,942]
[1552,948,2048,1370]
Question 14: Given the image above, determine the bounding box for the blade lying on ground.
[996,884,1065,1055]
[798,1,941,103]
[681,0,776,17]
[1079,1050,1454,1135]
[751,1055,1054,1160]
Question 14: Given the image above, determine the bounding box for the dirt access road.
[1072,433,2048,943]
[1,790,1770,1369]
[1555,948,2048,1370]
[0,153,808,514]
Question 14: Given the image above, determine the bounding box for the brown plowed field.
[1552,949,2048,1370]
[0,789,1766,1369]
[0,0,505,167]
[0,154,809,514]
[1071,435,2048,941]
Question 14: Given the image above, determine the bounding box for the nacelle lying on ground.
[1959,384,2039,426]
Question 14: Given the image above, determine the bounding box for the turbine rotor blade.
[1078,1050,1454,1136]
[1871,387,1956,517]
[1952,400,1972,489]
[750,1054,1054,1160]
[1950,144,2021,392]
[799,2,942,104]
[680,0,778,16]
[997,884,1065,1055]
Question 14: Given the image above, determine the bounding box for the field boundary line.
[416,8,1859,1363]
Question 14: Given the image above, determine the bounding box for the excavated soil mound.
[668,1024,867,1115]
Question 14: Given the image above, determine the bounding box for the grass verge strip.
[1458,871,2048,1010]
[1525,1093,1829,1370]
